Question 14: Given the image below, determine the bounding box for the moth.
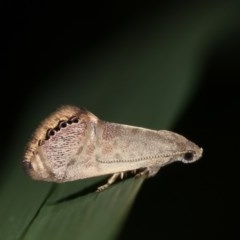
[23,106,203,191]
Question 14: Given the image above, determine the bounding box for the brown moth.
[23,106,203,191]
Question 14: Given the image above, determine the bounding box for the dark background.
[121,38,240,239]
[4,1,240,239]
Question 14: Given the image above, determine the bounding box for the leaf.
[23,177,144,240]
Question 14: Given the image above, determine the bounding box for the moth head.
[177,136,203,164]
[23,105,98,182]
[161,130,203,164]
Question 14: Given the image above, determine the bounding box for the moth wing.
[95,123,177,174]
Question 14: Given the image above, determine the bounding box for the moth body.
[23,106,203,191]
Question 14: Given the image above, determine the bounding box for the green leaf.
[23,177,144,240]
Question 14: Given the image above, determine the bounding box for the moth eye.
[46,128,55,139]
[58,120,67,128]
[183,151,194,161]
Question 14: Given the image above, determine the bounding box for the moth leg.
[120,171,127,179]
[136,166,161,178]
[131,169,137,174]
[97,172,121,192]
[135,168,149,177]
[147,166,161,177]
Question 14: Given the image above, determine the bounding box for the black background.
[4,1,240,239]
